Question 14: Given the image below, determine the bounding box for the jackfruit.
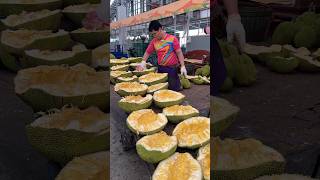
[201,65,210,77]
[219,77,233,92]
[231,54,257,86]
[272,22,298,45]
[266,56,299,73]
[294,26,317,49]
[195,68,202,76]
[180,77,191,89]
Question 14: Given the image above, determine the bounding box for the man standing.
[136,20,187,91]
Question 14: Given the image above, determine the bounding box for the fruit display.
[212,137,285,180]
[26,106,109,164]
[110,64,129,71]
[55,151,109,180]
[136,131,177,163]
[110,58,129,66]
[116,75,138,83]
[211,96,240,137]
[132,67,157,76]
[126,109,168,135]
[118,94,153,113]
[152,152,202,180]
[110,70,132,84]
[0,9,62,31]
[14,64,109,112]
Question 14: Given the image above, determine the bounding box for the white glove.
[136,61,146,71]
[226,14,246,52]
[180,65,187,76]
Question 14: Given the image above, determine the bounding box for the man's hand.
[226,14,246,51]
[180,65,187,76]
[136,61,146,72]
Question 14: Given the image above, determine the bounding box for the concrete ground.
[221,64,320,177]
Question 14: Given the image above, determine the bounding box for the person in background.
[136,20,187,91]
[207,0,246,96]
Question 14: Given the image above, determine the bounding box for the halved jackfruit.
[62,3,98,26]
[110,71,132,84]
[91,43,108,69]
[14,64,109,112]
[0,0,62,17]
[126,109,167,135]
[118,94,152,113]
[244,44,282,63]
[173,117,210,149]
[132,67,157,76]
[110,59,129,66]
[162,105,199,123]
[197,143,210,180]
[23,44,91,68]
[110,64,129,71]
[136,131,177,163]
[255,174,316,180]
[212,137,285,180]
[55,151,109,180]
[1,29,73,55]
[128,57,142,63]
[70,28,109,49]
[153,90,185,108]
[26,106,109,164]
[293,53,320,72]
[1,9,61,31]
[211,96,239,137]
[147,82,168,94]
[139,72,168,86]
[116,75,138,83]
[129,62,153,71]
[282,45,311,57]
[266,56,299,73]
[114,82,148,97]
[152,152,202,180]
[62,0,100,7]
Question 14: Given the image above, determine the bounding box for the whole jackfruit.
[181,77,191,89]
[272,22,298,45]
[294,26,317,48]
[195,68,202,76]
[220,41,239,57]
[191,76,204,85]
[223,58,235,78]
[201,65,210,77]
[231,54,257,86]
[220,77,233,92]
[296,12,318,27]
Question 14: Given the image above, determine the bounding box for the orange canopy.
[111,0,210,29]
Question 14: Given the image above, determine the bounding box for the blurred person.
[82,0,108,30]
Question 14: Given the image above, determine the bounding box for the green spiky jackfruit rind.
[195,68,202,76]
[17,89,109,112]
[110,72,132,84]
[147,83,169,94]
[110,64,129,71]
[294,26,317,49]
[132,67,157,76]
[126,118,167,136]
[201,65,210,77]
[154,97,185,108]
[212,161,285,180]
[224,58,235,78]
[62,0,100,7]
[219,41,239,57]
[219,77,233,92]
[272,22,298,45]
[23,46,91,68]
[166,112,199,124]
[266,56,299,74]
[70,29,109,49]
[181,78,191,89]
[211,96,239,137]
[118,97,153,113]
[139,75,168,86]
[128,57,142,63]
[0,0,62,17]
[26,125,109,165]
[136,143,177,164]
[231,54,257,86]
[191,77,204,85]
[115,88,147,97]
